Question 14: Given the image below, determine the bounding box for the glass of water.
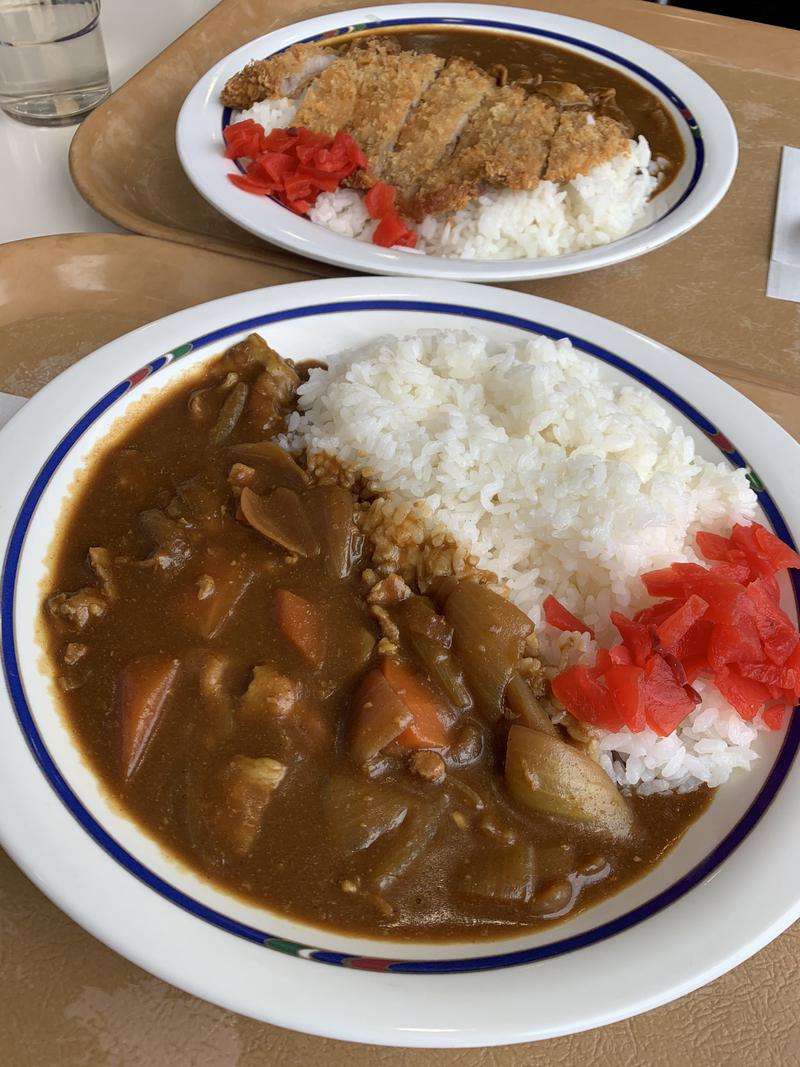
[0,0,110,126]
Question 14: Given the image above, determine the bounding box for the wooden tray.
[1,231,799,1066]
[68,0,800,403]
[0,233,306,396]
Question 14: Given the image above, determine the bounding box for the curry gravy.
[44,338,709,941]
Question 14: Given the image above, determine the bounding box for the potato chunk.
[210,756,287,855]
[240,665,302,720]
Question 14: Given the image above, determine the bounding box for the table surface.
[2,1,800,1063]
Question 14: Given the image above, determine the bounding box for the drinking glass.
[0,0,110,126]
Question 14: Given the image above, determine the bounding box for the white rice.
[235,98,659,260]
[417,137,657,260]
[287,329,762,794]
[239,97,298,133]
[309,187,375,240]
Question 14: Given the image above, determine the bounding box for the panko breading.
[220,43,335,109]
[293,50,362,135]
[543,110,630,182]
[346,49,444,186]
[383,57,495,202]
[482,92,559,191]
[411,85,529,219]
[294,36,441,164]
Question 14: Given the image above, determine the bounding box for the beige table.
[2,0,800,1059]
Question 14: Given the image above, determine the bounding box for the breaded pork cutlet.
[293,36,442,171]
[411,85,548,219]
[220,43,335,109]
[292,48,363,135]
[411,88,629,218]
[544,109,629,182]
[483,92,559,191]
[382,57,495,205]
[346,47,444,187]
[221,36,634,222]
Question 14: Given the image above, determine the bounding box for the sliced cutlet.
[410,85,528,219]
[346,49,445,186]
[382,57,495,204]
[293,51,362,136]
[293,37,412,144]
[483,92,559,191]
[543,109,629,182]
[221,43,335,109]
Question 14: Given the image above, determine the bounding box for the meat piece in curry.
[44,334,708,941]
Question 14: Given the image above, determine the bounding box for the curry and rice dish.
[218,30,685,260]
[44,332,800,939]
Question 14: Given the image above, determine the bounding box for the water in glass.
[0,0,110,125]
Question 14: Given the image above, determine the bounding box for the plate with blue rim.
[175,2,737,282]
[1,277,797,1046]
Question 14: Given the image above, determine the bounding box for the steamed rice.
[287,329,762,794]
[236,98,660,260]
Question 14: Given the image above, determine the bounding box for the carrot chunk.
[118,656,180,779]
[274,589,327,668]
[379,657,450,749]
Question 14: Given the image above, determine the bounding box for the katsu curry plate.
[176,4,738,280]
[1,278,799,1044]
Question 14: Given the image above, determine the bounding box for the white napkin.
[0,392,26,431]
[767,146,800,303]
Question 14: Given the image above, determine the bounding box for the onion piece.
[506,672,557,736]
[322,774,408,852]
[368,800,446,889]
[406,630,471,708]
[505,725,633,839]
[460,843,536,904]
[443,581,533,722]
[239,486,318,557]
[226,440,309,489]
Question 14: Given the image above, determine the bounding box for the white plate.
[1,278,798,1047]
[176,3,738,282]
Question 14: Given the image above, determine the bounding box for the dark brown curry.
[44,336,708,941]
[337,27,686,190]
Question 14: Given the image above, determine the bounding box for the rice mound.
[236,99,659,260]
[287,329,762,793]
[416,136,657,260]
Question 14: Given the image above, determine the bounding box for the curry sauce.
[44,336,709,941]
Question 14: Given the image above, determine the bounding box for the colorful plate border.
[2,299,798,976]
